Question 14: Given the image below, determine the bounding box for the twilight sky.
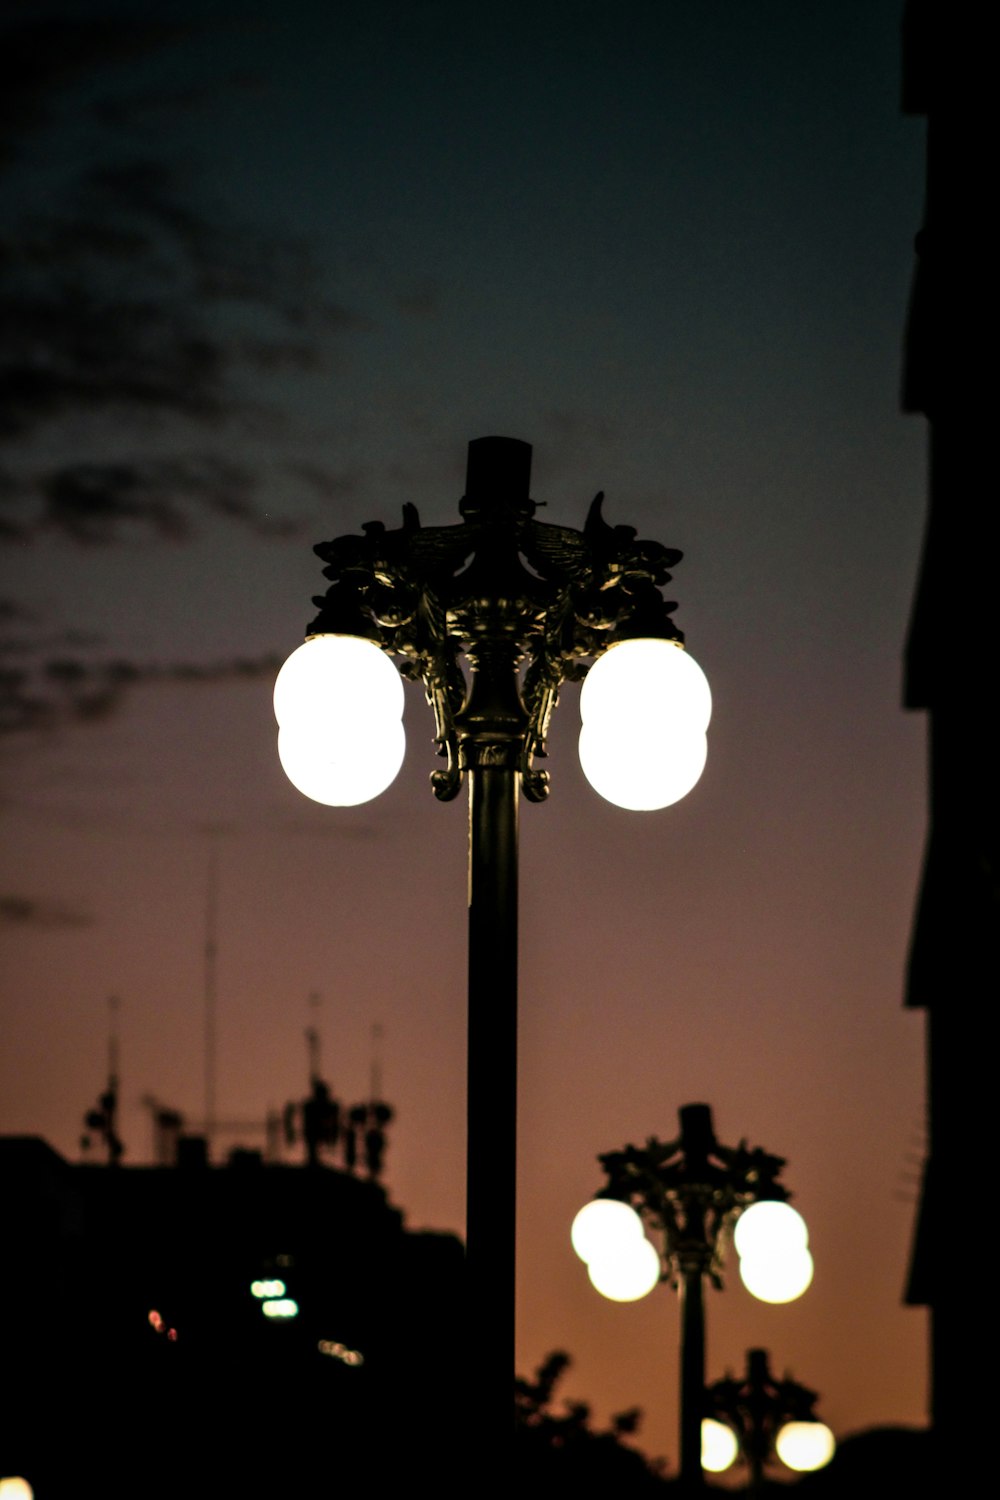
[0,0,928,1469]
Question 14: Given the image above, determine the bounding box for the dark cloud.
[0,893,93,928]
[0,14,187,163]
[1,92,363,538]
[284,464,360,504]
[0,598,36,624]
[0,452,322,547]
[0,652,280,735]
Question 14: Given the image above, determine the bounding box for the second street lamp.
[573,1103,813,1494]
[704,1347,836,1492]
[274,436,711,1458]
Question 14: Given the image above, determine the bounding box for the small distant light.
[587,1236,661,1302]
[318,1339,364,1366]
[775,1421,836,1472]
[167,1327,178,1342]
[251,1279,286,1299]
[276,1254,293,1267]
[701,1419,740,1473]
[262,1298,299,1320]
[570,1199,645,1264]
[148,1310,164,1332]
[738,1246,814,1304]
[733,1201,808,1260]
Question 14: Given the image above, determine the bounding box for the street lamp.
[573,1103,811,1494]
[275,437,710,1457]
[705,1347,835,1491]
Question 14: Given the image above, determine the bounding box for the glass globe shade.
[581,640,711,735]
[571,1199,645,1265]
[278,720,405,806]
[733,1201,809,1260]
[775,1421,836,1472]
[586,1237,661,1302]
[738,1245,814,1304]
[701,1419,740,1473]
[274,634,404,731]
[579,720,707,811]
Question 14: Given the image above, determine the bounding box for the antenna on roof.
[81,994,124,1165]
[370,1021,384,1102]
[203,846,219,1162]
[306,990,322,1085]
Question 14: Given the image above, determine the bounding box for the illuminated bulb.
[579,719,707,811]
[570,1199,645,1264]
[733,1201,808,1260]
[775,1421,836,1472]
[0,1480,34,1500]
[579,640,710,810]
[586,1237,661,1302]
[701,1419,740,1473]
[278,720,405,807]
[273,634,403,729]
[738,1246,814,1304]
[580,639,712,734]
[274,635,405,805]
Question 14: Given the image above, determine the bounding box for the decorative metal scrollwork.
[306,437,685,802]
[596,1105,790,1289]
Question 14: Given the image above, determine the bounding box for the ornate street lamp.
[275,436,711,1457]
[704,1347,835,1491]
[573,1103,812,1494]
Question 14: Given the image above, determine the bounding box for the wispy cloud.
[0,892,93,928]
[0,652,280,735]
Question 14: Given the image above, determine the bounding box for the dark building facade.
[900,2,995,1489]
[1,1136,463,1497]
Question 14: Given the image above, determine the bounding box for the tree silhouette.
[515,1351,671,1493]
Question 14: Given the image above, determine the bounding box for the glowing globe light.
[278,719,406,807]
[701,1419,740,1473]
[733,1200,809,1260]
[571,1199,645,1265]
[578,640,710,810]
[586,1236,661,1302]
[775,1421,836,1472]
[274,635,406,806]
[580,639,712,734]
[738,1245,814,1304]
[0,1481,34,1500]
[274,634,404,729]
[579,719,707,811]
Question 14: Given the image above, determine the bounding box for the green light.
[262,1298,298,1320]
[251,1279,286,1299]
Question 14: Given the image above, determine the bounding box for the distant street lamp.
[275,437,711,1457]
[572,1103,812,1494]
[705,1347,835,1491]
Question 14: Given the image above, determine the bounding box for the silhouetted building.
[0,1135,463,1498]
[900,2,994,1491]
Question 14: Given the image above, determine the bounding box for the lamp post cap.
[462,436,534,522]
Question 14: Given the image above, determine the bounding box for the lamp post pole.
[276,436,710,1462]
